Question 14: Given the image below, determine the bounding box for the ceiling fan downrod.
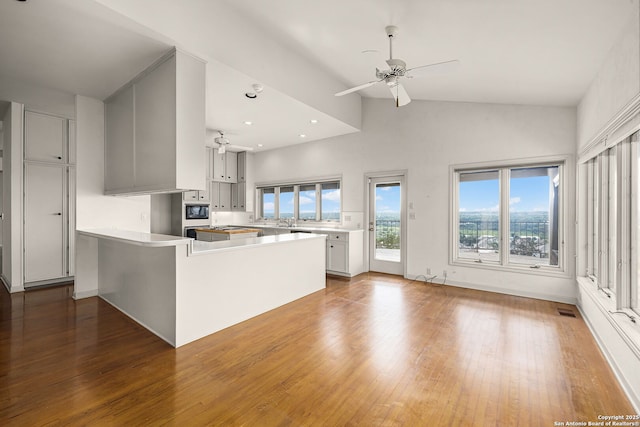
[386,25,398,61]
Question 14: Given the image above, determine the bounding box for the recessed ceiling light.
[244,121,253,125]
[299,134,307,138]
[310,119,318,124]
[257,144,264,147]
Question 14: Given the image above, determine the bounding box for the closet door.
[24,111,66,163]
[24,163,66,283]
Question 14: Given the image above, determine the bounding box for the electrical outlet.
[427,267,431,275]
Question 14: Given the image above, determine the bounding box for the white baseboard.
[576,278,640,412]
[405,274,577,305]
[72,288,98,299]
[1,274,24,293]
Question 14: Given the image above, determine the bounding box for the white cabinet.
[24,163,67,282]
[24,111,66,163]
[105,85,135,191]
[225,152,237,183]
[325,232,349,274]
[212,151,238,183]
[231,183,246,211]
[250,227,363,276]
[183,189,209,202]
[206,148,213,180]
[327,239,347,273]
[237,151,246,182]
[105,48,206,195]
[210,182,231,211]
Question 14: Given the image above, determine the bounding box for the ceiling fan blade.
[389,83,411,107]
[406,59,460,77]
[335,80,380,96]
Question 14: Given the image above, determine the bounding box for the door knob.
[54,212,62,215]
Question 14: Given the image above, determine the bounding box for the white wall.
[577,11,640,151]
[0,76,75,119]
[74,95,151,298]
[574,3,640,411]
[253,98,577,302]
[75,95,150,231]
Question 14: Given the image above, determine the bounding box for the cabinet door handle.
[56,156,62,160]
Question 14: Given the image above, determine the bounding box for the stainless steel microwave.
[185,204,209,220]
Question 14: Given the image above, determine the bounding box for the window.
[259,188,275,219]
[453,160,564,272]
[257,180,341,223]
[585,133,638,311]
[279,186,294,219]
[321,182,341,221]
[458,170,500,262]
[298,184,317,220]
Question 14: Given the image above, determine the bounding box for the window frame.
[451,156,569,276]
[585,135,638,312]
[256,178,342,224]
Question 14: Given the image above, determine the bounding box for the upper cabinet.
[24,111,67,163]
[237,151,246,182]
[212,150,241,183]
[104,48,206,195]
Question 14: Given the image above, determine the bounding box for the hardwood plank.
[0,274,635,425]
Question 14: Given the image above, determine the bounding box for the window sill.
[451,258,570,279]
[577,276,640,360]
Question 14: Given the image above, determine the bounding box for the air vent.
[557,308,577,318]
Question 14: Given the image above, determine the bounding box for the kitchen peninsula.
[75,229,326,347]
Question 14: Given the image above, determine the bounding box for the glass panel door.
[369,176,403,275]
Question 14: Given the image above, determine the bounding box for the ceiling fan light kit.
[334,25,459,108]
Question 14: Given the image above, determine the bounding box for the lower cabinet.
[250,227,364,276]
[24,163,68,283]
[326,239,347,273]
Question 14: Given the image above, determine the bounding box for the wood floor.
[1,273,635,426]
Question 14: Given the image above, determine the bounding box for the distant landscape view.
[458,211,551,264]
[458,167,558,265]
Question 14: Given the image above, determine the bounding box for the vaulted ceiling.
[0,0,636,151]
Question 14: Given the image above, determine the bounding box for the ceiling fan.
[334,25,460,107]
[206,129,253,154]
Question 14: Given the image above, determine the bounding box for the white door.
[368,176,404,275]
[24,163,65,283]
[24,111,66,163]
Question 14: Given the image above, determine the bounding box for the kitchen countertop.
[78,228,327,255]
[190,232,326,255]
[237,224,363,233]
[195,227,261,235]
[77,228,192,247]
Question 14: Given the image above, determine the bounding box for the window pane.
[458,170,500,262]
[298,184,316,220]
[508,166,559,266]
[321,182,340,221]
[261,188,275,219]
[279,186,294,219]
[375,182,401,262]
